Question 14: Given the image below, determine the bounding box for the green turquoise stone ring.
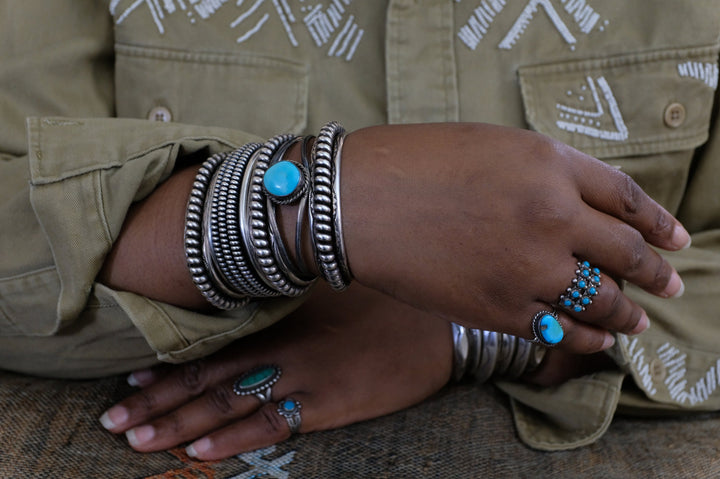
[233,365,282,403]
[532,310,564,346]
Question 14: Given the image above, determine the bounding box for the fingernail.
[126,425,155,447]
[630,311,650,335]
[186,437,212,458]
[127,369,155,387]
[601,334,616,350]
[672,224,692,250]
[99,405,129,430]
[662,271,685,299]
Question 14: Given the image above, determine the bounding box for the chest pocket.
[519,45,719,212]
[115,44,308,137]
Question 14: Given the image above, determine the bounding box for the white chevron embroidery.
[555,76,628,141]
[498,0,575,50]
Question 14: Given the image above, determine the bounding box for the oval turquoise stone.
[282,399,296,411]
[539,313,564,344]
[264,161,301,197]
[239,366,275,388]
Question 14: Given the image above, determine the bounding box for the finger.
[123,378,266,453]
[572,156,690,251]
[127,367,165,388]
[553,268,650,336]
[524,302,615,354]
[185,395,310,461]
[100,357,247,433]
[573,208,684,298]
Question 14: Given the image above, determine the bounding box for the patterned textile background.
[1,369,719,478]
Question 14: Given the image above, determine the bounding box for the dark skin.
[100,282,615,460]
[98,123,688,459]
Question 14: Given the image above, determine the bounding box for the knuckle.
[615,172,642,218]
[176,360,207,395]
[601,287,626,327]
[134,390,158,414]
[259,405,291,438]
[164,412,185,435]
[205,385,236,416]
[651,208,675,241]
[647,259,672,292]
[622,230,646,275]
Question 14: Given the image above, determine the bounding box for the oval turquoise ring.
[531,310,564,347]
[233,365,282,403]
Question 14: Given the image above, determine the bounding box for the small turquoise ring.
[277,397,302,434]
[233,365,282,403]
[559,261,602,313]
[531,310,564,347]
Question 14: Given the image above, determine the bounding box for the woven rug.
[1,369,719,478]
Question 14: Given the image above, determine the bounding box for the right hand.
[339,123,689,353]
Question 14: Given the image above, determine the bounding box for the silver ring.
[277,397,302,434]
[233,365,282,403]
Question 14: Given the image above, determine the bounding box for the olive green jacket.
[2,0,720,450]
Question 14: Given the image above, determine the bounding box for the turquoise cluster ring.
[531,310,564,347]
[233,365,282,403]
[277,397,302,434]
[559,261,602,313]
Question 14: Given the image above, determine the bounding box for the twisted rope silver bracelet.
[451,323,547,383]
[309,121,353,291]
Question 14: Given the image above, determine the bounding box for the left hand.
[99,283,453,460]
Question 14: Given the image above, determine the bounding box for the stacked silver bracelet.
[309,121,352,291]
[184,122,354,309]
[451,323,546,383]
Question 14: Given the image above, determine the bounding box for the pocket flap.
[519,45,719,159]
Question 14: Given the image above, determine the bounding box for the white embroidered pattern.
[457,0,507,51]
[619,336,720,407]
[621,335,658,397]
[678,61,719,90]
[555,76,628,141]
[458,0,608,52]
[110,0,365,61]
[232,446,296,479]
[657,343,720,406]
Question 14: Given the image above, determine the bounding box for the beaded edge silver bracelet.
[184,152,250,310]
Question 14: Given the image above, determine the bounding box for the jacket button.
[148,106,172,122]
[663,102,686,128]
[650,358,667,382]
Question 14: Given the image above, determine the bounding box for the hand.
[99,283,453,460]
[340,123,690,353]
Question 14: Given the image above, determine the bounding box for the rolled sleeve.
[15,116,303,364]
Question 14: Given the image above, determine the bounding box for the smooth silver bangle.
[451,323,469,382]
[309,121,352,291]
[294,135,315,279]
